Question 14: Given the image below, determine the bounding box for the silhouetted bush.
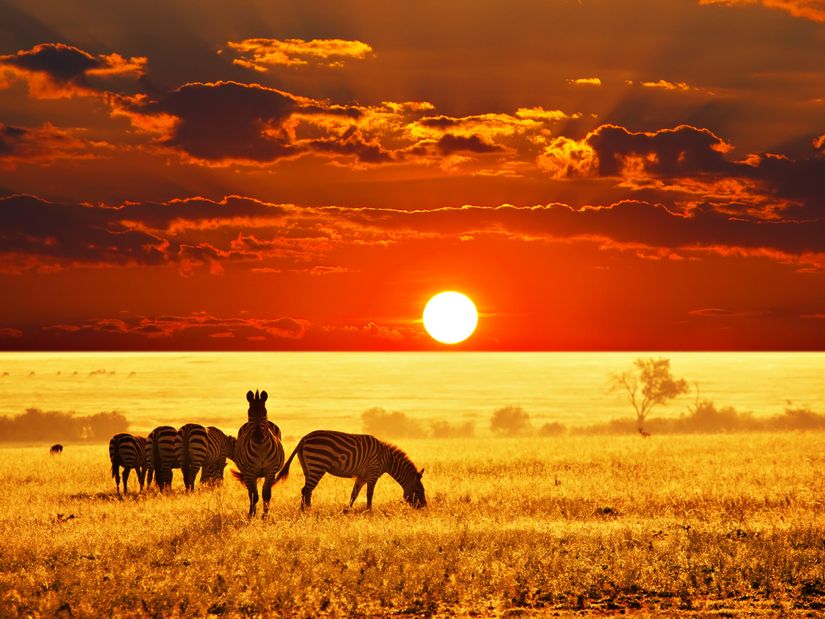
[430,420,475,439]
[0,408,129,442]
[576,402,825,435]
[538,422,567,436]
[490,406,531,436]
[362,407,427,439]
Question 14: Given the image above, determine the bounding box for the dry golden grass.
[0,433,823,617]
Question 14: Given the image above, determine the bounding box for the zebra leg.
[301,472,323,510]
[123,467,131,495]
[347,478,366,511]
[137,467,146,492]
[113,465,121,494]
[246,477,259,517]
[261,474,275,518]
[365,478,379,510]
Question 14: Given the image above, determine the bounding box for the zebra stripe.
[178,423,209,491]
[147,425,180,491]
[201,426,236,484]
[109,433,148,495]
[274,430,426,510]
[231,389,285,517]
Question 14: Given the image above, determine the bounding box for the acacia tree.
[612,358,688,435]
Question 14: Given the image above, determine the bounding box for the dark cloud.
[0,42,145,98]
[2,193,823,274]
[114,81,376,164]
[436,133,503,154]
[586,123,734,177]
[0,122,111,168]
[44,312,310,341]
[540,123,825,221]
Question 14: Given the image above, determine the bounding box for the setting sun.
[422,291,478,345]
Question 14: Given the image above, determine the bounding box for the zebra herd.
[108,389,427,517]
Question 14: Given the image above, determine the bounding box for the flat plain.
[0,433,823,617]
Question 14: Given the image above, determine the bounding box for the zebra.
[178,423,209,491]
[274,430,426,510]
[147,425,180,491]
[201,426,236,485]
[230,390,284,517]
[50,444,63,455]
[109,433,147,494]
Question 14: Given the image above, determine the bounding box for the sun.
[423,291,478,344]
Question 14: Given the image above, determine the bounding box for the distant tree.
[490,406,531,436]
[0,408,128,442]
[430,420,475,439]
[538,421,566,437]
[362,407,427,439]
[611,357,688,435]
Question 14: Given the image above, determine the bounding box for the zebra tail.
[274,443,299,484]
[229,468,245,485]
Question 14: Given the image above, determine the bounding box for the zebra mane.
[381,440,418,473]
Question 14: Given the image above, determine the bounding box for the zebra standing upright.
[231,390,284,517]
[201,426,236,484]
[178,423,209,491]
[147,425,180,491]
[274,430,426,510]
[109,433,148,494]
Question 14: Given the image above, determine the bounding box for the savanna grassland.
[1,434,823,617]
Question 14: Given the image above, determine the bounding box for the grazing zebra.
[178,423,209,491]
[201,426,236,485]
[147,425,180,490]
[49,444,63,455]
[231,390,284,517]
[108,433,147,494]
[274,430,426,510]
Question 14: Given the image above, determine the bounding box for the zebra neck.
[385,450,415,488]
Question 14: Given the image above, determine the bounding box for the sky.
[1,0,824,351]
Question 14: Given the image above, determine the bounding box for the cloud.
[0,43,145,98]
[224,38,373,70]
[0,122,113,169]
[110,81,410,166]
[3,193,824,275]
[568,77,602,86]
[407,111,556,142]
[536,123,825,221]
[45,312,309,341]
[436,133,504,155]
[698,0,825,22]
[640,79,692,91]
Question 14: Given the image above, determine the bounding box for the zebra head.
[403,468,426,509]
[246,389,268,421]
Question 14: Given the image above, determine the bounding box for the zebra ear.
[246,390,254,402]
[260,390,268,402]
[418,468,424,478]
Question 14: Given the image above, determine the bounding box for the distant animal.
[178,423,209,491]
[49,444,63,455]
[274,430,426,511]
[147,425,180,490]
[108,433,147,494]
[231,390,285,517]
[201,426,236,485]
[638,428,652,438]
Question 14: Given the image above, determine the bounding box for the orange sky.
[1,0,824,350]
